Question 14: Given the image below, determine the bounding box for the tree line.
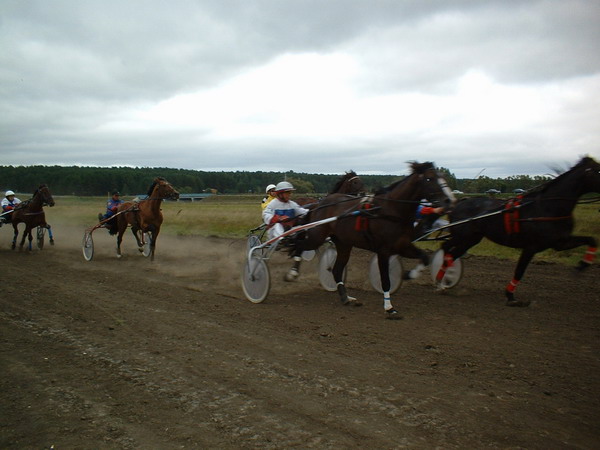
[0,165,550,196]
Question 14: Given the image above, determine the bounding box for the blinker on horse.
[11,184,55,251]
[436,156,600,307]
[115,177,179,261]
[291,162,456,319]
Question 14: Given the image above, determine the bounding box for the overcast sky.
[1,0,599,178]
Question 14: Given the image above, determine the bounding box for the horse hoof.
[385,308,402,320]
[116,254,122,259]
[50,240,55,245]
[575,261,591,272]
[506,299,530,307]
[284,269,299,282]
[342,296,362,307]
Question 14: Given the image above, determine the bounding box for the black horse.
[292,162,455,318]
[436,156,600,306]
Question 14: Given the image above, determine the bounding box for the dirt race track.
[1,223,599,449]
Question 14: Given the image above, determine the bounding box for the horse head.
[37,184,55,207]
[153,177,180,201]
[331,171,365,195]
[412,162,456,210]
[580,156,600,194]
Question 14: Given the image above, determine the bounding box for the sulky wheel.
[241,256,271,303]
[368,255,403,294]
[82,230,94,261]
[430,249,464,289]
[317,246,347,292]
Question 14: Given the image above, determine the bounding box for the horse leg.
[149,226,159,261]
[18,226,29,251]
[11,226,18,250]
[552,235,597,272]
[47,224,54,245]
[116,227,127,258]
[377,253,402,320]
[505,248,535,307]
[27,227,34,251]
[436,234,483,289]
[400,245,430,281]
[333,244,361,307]
[131,226,143,250]
[286,228,328,282]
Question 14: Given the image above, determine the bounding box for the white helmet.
[265,184,276,194]
[5,190,15,197]
[275,181,295,192]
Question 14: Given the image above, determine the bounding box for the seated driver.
[1,190,21,223]
[262,181,309,240]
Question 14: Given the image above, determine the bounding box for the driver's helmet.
[5,190,15,197]
[275,181,295,192]
[265,184,276,194]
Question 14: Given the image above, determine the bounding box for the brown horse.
[115,177,179,260]
[11,185,55,251]
[292,162,455,318]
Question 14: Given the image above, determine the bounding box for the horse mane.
[374,162,435,195]
[525,156,594,196]
[329,171,358,194]
[146,177,166,197]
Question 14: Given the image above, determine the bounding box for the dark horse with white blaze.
[115,177,179,261]
[292,162,456,319]
[436,156,600,307]
[11,184,55,251]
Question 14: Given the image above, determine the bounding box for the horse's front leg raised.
[333,244,361,307]
[377,253,402,320]
[400,244,429,281]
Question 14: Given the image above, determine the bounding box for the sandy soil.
[1,223,599,449]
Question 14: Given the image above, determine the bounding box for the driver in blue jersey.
[262,181,310,281]
[262,181,309,240]
[98,191,123,223]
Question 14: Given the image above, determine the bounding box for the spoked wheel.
[368,255,403,294]
[247,234,262,254]
[36,226,46,250]
[241,256,271,303]
[82,230,94,261]
[430,249,464,289]
[317,246,347,292]
[141,232,152,257]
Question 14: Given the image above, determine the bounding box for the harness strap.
[503,196,522,234]
[355,203,372,231]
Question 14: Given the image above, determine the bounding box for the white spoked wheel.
[318,246,347,292]
[241,257,271,303]
[82,230,94,261]
[36,226,45,250]
[368,255,403,294]
[430,249,464,289]
[301,250,316,261]
[141,232,152,257]
[247,234,262,253]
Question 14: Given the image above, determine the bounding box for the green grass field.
[49,194,599,265]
